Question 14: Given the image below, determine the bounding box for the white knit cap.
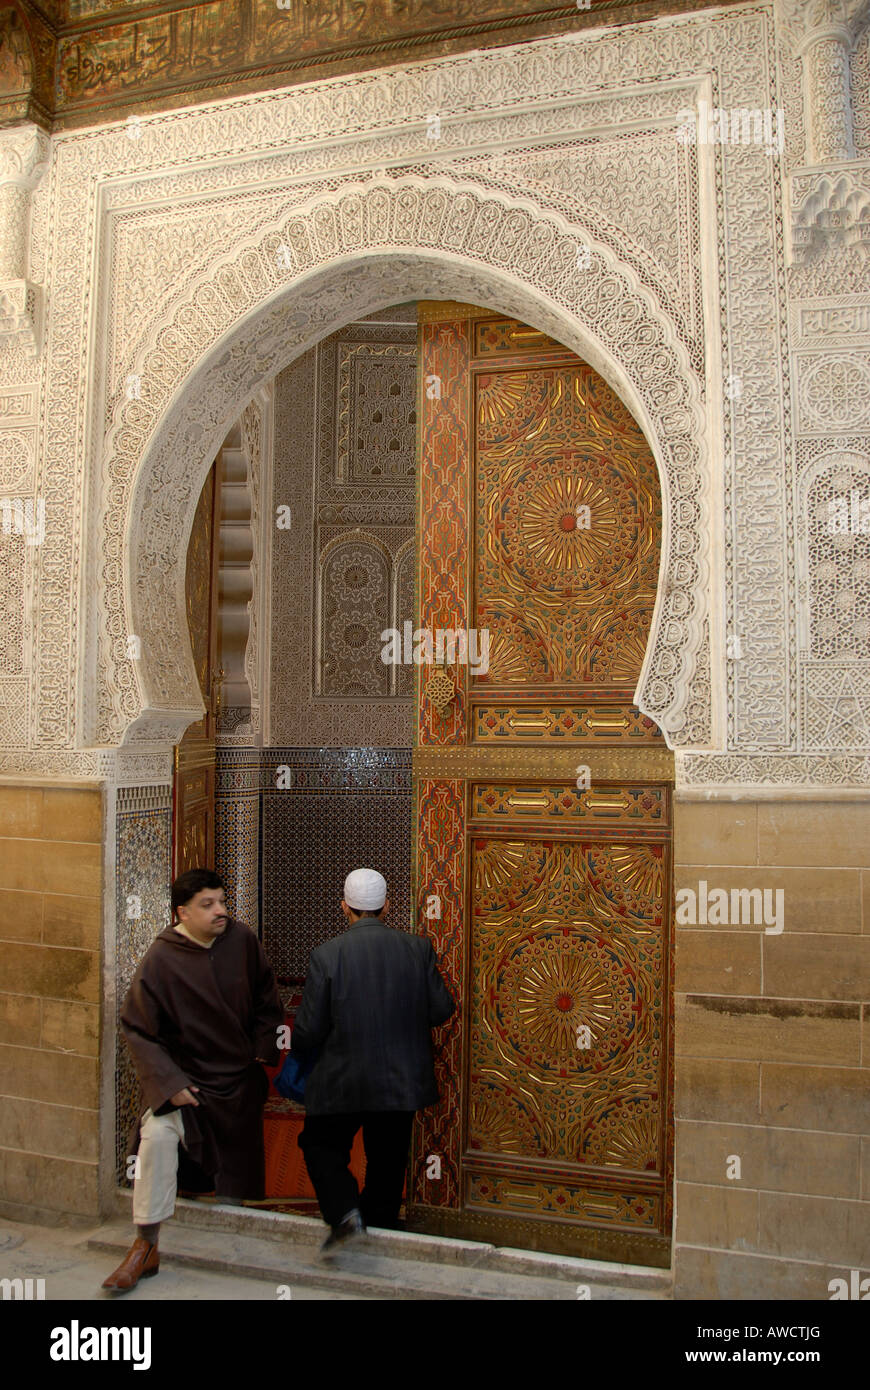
[343,868,387,911]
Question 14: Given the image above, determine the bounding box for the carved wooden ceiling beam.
[6,0,752,132]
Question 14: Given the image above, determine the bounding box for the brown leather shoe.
[101,1237,159,1293]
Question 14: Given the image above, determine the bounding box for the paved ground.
[0,1220,365,1301]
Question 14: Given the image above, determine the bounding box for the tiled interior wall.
[114,785,173,1184]
[214,753,260,935]
[216,748,412,984]
[269,306,417,748]
[0,782,103,1218]
[673,797,870,1299]
[261,749,413,980]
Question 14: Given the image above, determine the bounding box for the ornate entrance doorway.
[408,303,674,1266]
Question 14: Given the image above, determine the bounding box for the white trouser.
[132,1107,186,1226]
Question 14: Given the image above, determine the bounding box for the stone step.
[90,1220,664,1301]
[111,1192,672,1298]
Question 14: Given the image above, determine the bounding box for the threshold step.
[107,1198,671,1300]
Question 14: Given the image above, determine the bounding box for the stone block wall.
[674,797,870,1298]
[0,781,104,1219]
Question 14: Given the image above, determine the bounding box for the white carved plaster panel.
[789,168,870,269]
[106,195,299,407]
[776,0,870,162]
[456,130,705,376]
[779,45,808,174]
[0,677,28,746]
[793,441,870,750]
[108,187,708,755]
[790,296,870,345]
[801,663,870,748]
[64,37,748,765]
[111,747,174,788]
[0,125,50,358]
[0,387,38,420]
[0,125,50,273]
[0,429,34,491]
[777,0,870,53]
[807,35,855,162]
[796,352,870,431]
[0,279,42,357]
[0,185,31,281]
[0,747,170,781]
[853,21,870,156]
[0,5,860,789]
[0,528,24,676]
[677,749,870,787]
[800,450,870,658]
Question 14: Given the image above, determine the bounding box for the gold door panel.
[409,306,674,1266]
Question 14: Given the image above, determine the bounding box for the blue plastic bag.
[272,1049,319,1103]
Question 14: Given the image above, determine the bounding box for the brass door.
[409,304,674,1266]
[173,462,220,878]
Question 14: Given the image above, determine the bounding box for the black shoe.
[320,1208,367,1254]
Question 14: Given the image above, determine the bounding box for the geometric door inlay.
[475,364,660,691]
[469,837,664,1182]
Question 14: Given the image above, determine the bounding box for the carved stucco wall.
[853,20,870,156]
[0,4,867,789]
[108,194,709,757]
[777,0,870,779]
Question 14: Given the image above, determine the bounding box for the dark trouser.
[299,1110,415,1230]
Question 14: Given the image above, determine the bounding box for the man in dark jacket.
[293,868,455,1252]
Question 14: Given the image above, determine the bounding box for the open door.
[173,462,220,877]
[408,303,674,1266]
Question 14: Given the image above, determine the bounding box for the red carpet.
[263,1108,368,1201]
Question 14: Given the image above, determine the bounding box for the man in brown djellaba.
[102,868,283,1293]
